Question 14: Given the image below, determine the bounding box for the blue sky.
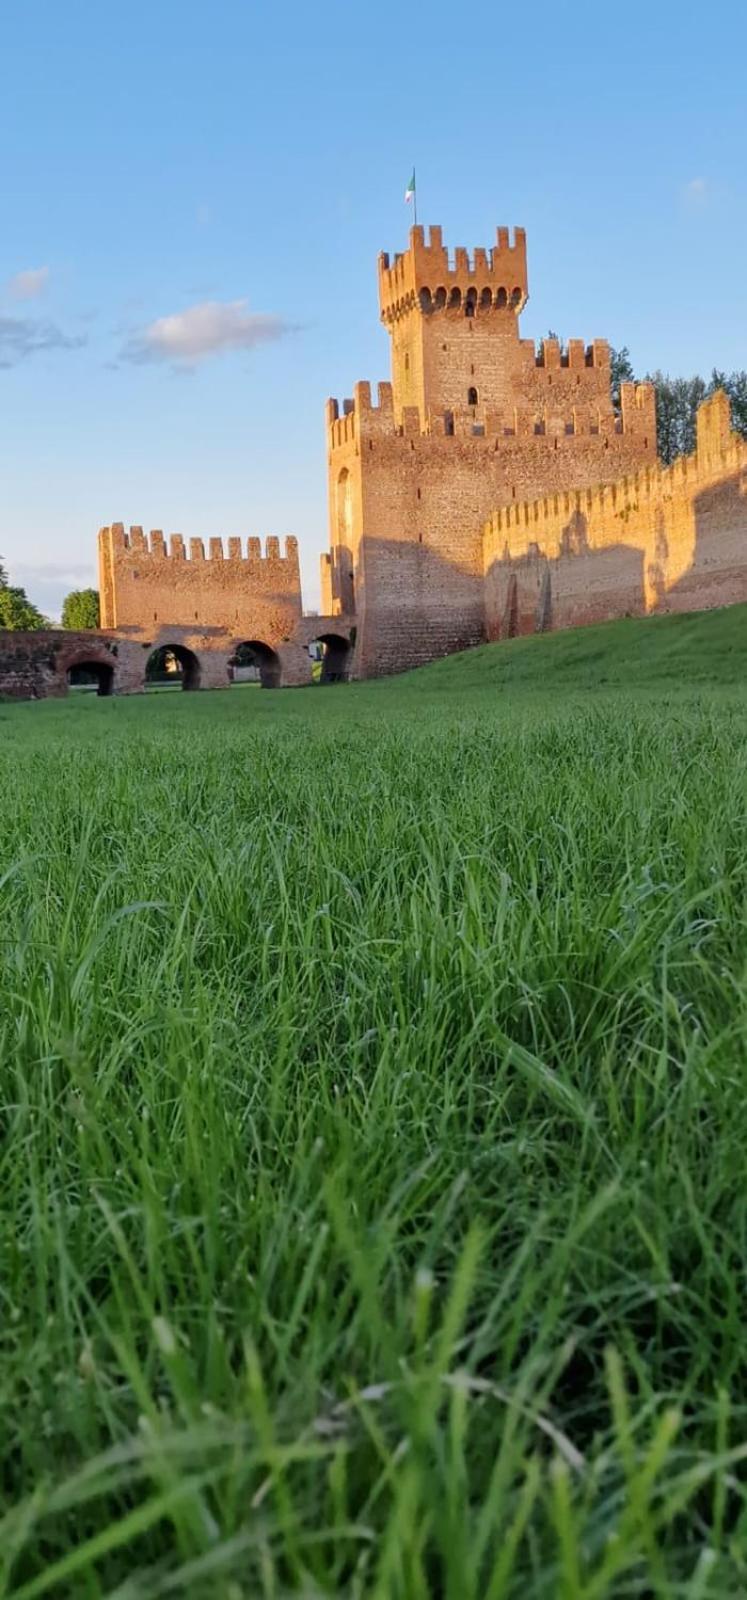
[1,0,744,617]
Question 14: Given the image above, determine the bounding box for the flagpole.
[413,167,417,227]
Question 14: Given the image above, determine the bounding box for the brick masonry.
[3,222,745,700]
[325,223,657,676]
[483,390,747,637]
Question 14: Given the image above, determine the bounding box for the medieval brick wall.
[0,631,144,699]
[98,524,303,646]
[483,391,747,638]
[326,379,655,677]
[326,223,656,678]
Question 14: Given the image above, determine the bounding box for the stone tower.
[323,224,656,678]
[379,225,529,424]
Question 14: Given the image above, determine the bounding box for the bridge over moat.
[0,616,358,700]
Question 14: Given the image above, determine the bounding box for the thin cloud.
[7,266,50,300]
[122,298,290,367]
[682,177,709,208]
[0,316,86,368]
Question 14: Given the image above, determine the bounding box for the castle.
[1,222,746,698]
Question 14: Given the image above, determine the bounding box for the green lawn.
[1,606,746,1597]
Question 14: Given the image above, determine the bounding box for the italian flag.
[405,170,416,204]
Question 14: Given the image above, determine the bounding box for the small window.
[468,386,478,407]
[444,411,455,436]
[404,353,410,373]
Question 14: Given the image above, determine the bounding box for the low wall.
[0,618,358,699]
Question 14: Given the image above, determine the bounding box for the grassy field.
[1,605,746,1598]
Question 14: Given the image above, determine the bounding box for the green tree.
[62,587,100,629]
[610,346,635,412]
[0,584,47,630]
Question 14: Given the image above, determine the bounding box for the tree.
[610,346,635,412]
[62,587,100,630]
[0,583,47,630]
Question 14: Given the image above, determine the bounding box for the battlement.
[326,380,655,451]
[483,390,746,562]
[532,338,611,370]
[99,524,298,564]
[378,224,528,324]
[98,522,303,634]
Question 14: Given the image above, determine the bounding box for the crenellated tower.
[325,221,657,677]
[379,224,529,423]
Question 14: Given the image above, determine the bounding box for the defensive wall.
[98,523,303,642]
[4,221,746,702]
[483,390,747,637]
[324,223,656,678]
[0,611,358,700]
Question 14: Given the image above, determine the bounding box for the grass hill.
[390,602,747,695]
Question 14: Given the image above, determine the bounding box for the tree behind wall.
[62,588,100,630]
[0,557,47,629]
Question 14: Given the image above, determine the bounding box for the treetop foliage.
[61,588,100,630]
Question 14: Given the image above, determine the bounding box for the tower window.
[468,386,478,407]
[404,352,410,373]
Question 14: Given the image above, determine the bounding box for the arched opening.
[310,633,352,685]
[336,467,352,547]
[464,288,477,318]
[468,386,478,408]
[66,659,114,697]
[496,287,508,309]
[419,287,432,312]
[510,286,523,308]
[479,287,492,310]
[228,640,281,690]
[448,287,461,310]
[145,644,201,691]
[434,286,447,309]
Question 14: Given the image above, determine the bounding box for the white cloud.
[123,299,290,367]
[7,266,50,300]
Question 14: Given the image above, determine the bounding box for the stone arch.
[479,287,492,310]
[464,287,477,318]
[495,287,508,308]
[510,286,523,308]
[434,286,447,309]
[309,632,353,684]
[65,657,115,696]
[229,639,281,689]
[448,287,462,310]
[419,287,432,312]
[145,643,201,691]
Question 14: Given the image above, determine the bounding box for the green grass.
[1,605,746,1597]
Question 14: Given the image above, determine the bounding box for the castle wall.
[326,379,655,677]
[0,631,144,699]
[98,524,303,645]
[483,391,747,638]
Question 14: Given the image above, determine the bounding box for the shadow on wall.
[662,471,747,613]
[352,536,487,677]
[485,512,647,640]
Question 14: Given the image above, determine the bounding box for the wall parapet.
[483,391,747,563]
[378,224,529,324]
[99,524,299,564]
[327,382,655,452]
